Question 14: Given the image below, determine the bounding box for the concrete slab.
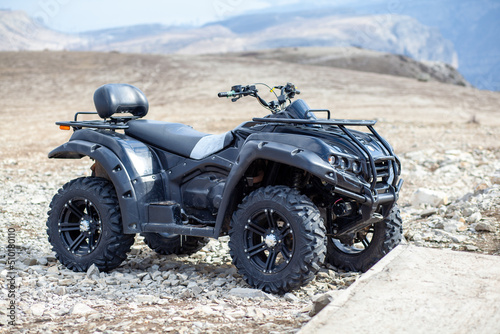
[300,245,500,334]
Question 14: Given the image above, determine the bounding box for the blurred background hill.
[0,0,498,90]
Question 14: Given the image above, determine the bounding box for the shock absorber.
[291,168,306,189]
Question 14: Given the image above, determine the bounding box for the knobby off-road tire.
[326,205,402,272]
[47,177,134,272]
[229,186,326,294]
[141,233,209,255]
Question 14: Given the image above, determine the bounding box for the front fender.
[213,138,338,236]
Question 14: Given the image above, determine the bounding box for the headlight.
[328,155,336,165]
[339,157,348,170]
[352,161,360,173]
[329,154,362,174]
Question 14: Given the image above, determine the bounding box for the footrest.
[148,201,182,225]
[144,202,217,237]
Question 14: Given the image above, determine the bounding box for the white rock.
[136,272,148,280]
[309,292,338,316]
[442,220,466,233]
[212,278,226,287]
[187,282,203,295]
[404,149,436,163]
[411,188,449,207]
[491,170,500,184]
[467,212,482,224]
[23,258,37,266]
[135,294,158,304]
[246,307,266,320]
[31,196,46,204]
[284,292,300,302]
[47,266,60,274]
[30,302,45,316]
[37,257,48,266]
[179,290,194,298]
[229,288,275,300]
[59,279,74,286]
[70,302,96,315]
[55,287,67,296]
[450,235,468,243]
[86,264,100,280]
[473,222,495,233]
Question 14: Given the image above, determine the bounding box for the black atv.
[47,82,403,293]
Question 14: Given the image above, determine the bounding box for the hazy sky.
[1,0,366,32]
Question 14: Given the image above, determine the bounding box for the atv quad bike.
[47,82,403,293]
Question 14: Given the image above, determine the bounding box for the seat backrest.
[93,84,149,119]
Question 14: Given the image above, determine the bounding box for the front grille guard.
[252,117,402,197]
[338,124,401,191]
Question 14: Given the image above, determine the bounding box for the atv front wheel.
[229,186,326,294]
[326,205,402,272]
[141,233,209,255]
[47,177,134,272]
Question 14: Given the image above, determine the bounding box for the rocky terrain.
[0,51,499,332]
[401,149,500,255]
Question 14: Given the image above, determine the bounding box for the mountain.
[354,0,500,91]
[0,9,475,89]
[79,24,234,54]
[77,13,457,68]
[194,14,457,67]
[225,0,499,90]
[0,10,84,51]
[0,9,457,69]
[230,47,469,87]
[79,24,186,48]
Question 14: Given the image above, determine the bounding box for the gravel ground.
[0,156,360,333]
[0,146,499,333]
[0,51,499,333]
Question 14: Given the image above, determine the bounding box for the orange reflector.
[59,125,71,131]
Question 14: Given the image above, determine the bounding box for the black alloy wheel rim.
[243,208,294,274]
[58,197,102,256]
[332,225,375,254]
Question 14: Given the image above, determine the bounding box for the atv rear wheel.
[326,205,402,272]
[141,233,209,255]
[229,186,326,294]
[46,177,134,272]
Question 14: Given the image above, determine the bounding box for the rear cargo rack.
[55,112,137,130]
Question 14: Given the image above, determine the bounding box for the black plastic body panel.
[49,129,165,234]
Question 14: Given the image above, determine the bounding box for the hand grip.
[218,91,235,98]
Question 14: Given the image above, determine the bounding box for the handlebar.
[218,85,257,98]
[218,83,299,113]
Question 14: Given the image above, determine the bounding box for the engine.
[181,173,226,221]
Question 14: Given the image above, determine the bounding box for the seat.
[125,120,234,159]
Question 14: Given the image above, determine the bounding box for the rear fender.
[49,129,165,234]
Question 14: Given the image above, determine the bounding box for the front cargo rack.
[252,118,377,126]
[252,117,400,195]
